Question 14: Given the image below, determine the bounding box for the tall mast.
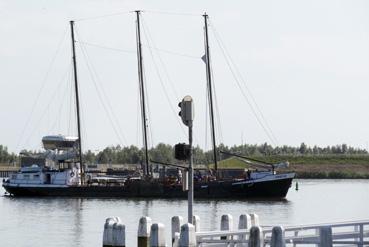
[70,20,84,184]
[203,13,218,174]
[135,10,150,176]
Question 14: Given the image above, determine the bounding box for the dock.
[101,213,369,247]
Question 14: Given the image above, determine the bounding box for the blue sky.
[1,0,369,152]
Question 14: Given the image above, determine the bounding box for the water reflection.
[0,180,368,246]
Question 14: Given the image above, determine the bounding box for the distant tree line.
[0,142,367,165]
[83,142,368,165]
[0,145,17,164]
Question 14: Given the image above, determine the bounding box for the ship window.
[12,174,16,179]
[23,174,30,179]
[33,174,40,179]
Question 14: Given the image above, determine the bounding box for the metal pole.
[135,10,150,176]
[203,13,218,175]
[70,20,84,185]
[188,123,193,224]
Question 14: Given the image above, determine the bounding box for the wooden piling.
[250,214,259,226]
[150,223,166,247]
[112,222,126,247]
[171,216,183,246]
[103,218,116,247]
[239,214,251,230]
[238,214,251,244]
[179,223,196,247]
[173,232,180,247]
[248,226,264,247]
[192,215,200,232]
[138,216,152,247]
[270,226,285,247]
[220,214,233,240]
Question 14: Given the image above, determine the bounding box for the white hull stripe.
[232,173,295,186]
[4,184,69,188]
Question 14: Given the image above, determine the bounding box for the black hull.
[3,176,293,199]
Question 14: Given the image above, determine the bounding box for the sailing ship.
[3,12,294,198]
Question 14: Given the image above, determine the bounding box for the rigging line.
[209,21,279,145]
[140,21,180,100]
[78,40,128,146]
[143,44,200,59]
[23,62,72,148]
[209,23,277,146]
[75,29,129,146]
[47,67,73,134]
[141,19,188,139]
[67,68,74,135]
[143,10,201,17]
[74,11,131,22]
[211,41,277,146]
[79,45,126,147]
[136,83,141,147]
[141,17,201,144]
[204,85,209,152]
[210,66,224,145]
[141,62,154,149]
[16,27,68,151]
[76,41,136,54]
[78,79,88,151]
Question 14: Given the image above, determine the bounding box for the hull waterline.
[3,174,294,199]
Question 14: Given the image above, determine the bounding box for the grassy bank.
[213,155,369,179]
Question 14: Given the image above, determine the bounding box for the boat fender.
[70,171,75,177]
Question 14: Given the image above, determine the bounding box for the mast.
[203,13,218,174]
[70,20,84,185]
[135,10,150,176]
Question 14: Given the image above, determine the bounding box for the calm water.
[0,179,368,246]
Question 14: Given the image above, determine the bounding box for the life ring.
[70,171,75,177]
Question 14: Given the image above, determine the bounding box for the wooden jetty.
[101,214,369,247]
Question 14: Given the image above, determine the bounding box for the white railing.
[196,220,369,247]
[101,214,369,247]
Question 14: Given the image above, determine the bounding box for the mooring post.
[271,226,285,247]
[239,214,251,230]
[112,222,126,247]
[250,214,259,227]
[173,232,180,247]
[221,214,233,240]
[248,226,264,247]
[150,223,166,247]
[103,218,116,247]
[319,226,332,247]
[238,214,251,244]
[179,223,196,247]
[138,216,152,247]
[172,216,183,246]
[192,215,200,232]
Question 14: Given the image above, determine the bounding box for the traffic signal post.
[177,96,194,224]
